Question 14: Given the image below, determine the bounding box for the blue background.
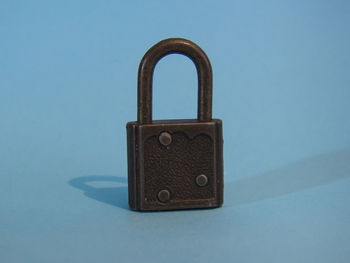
[1,0,350,262]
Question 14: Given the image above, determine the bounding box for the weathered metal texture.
[127,38,223,211]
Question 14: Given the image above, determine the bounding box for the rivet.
[159,132,172,146]
[157,189,170,203]
[196,174,208,187]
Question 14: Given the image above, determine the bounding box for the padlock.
[126,38,223,211]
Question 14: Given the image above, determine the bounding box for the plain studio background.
[1,1,349,262]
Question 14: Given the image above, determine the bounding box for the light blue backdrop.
[1,1,349,262]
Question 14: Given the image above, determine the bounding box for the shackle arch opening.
[137,38,213,124]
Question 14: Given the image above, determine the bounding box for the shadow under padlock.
[69,175,129,209]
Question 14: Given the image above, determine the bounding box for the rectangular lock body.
[126,119,223,211]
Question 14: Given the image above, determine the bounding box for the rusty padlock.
[127,38,223,211]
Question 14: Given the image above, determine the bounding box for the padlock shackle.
[138,38,213,124]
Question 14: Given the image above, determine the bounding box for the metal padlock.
[126,38,223,211]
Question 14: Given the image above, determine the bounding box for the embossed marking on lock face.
[126,38,223,211]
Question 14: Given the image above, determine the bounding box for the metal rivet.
[159,132,172,146]
[157,189,170,203]
[196,174,208,187]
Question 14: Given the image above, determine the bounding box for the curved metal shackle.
[137,38,213,124]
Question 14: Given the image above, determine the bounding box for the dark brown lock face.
[126,38,223,211]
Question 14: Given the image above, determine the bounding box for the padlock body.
[126,119,223,211]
